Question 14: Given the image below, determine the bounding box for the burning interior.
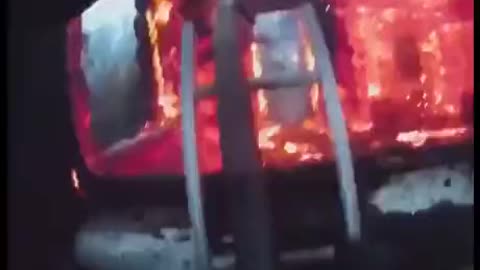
[68,0,473,269]
[67,0,473,177]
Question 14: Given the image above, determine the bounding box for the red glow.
[67,0,473,177]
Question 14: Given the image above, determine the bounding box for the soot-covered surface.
[8,0,96,269]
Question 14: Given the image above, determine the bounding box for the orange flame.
[146,0,179,125]
[284,142,298,154]
[396,127,467,148]
[250,28,329,166]
[258,125,280,150]
[310,84,320,112]
[251,43,269,116]
[257,90,268,115]
[301,30,320,114]
[303,40,315,72]
[251,43,263,78]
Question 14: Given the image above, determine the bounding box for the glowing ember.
[419,73,427,84]
[251,43,269,117]
[350,121,373,133]
[367,83,380,98]
[284,142,298,154]
[257,90,268,115]
[251,43,263,77]
[444,104,457,114]
[157,85,179,119]
[299,152,324,162]
[325,4,331,13]
[310,84,320,112]
[71,169,81,190]
[303,41,315,72]
[258,125,280,150]
[153,0,172,24]
[396,127,468,148]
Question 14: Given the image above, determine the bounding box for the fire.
[419,73,427,84]
[250,22,330,166]
[153,0,172,24]
[434,92,442,105]
[396,127,468,148]
[250,43,263,77]
[142,0,470,170]
[301,23,321,115]
[284,142,298,154]
[310,84,320,112]
[146,0,179,125]
[342,0,471,140]
[71,169,80,190]
[258,125,280,150]
[444,104,458,114]
[344,0,469,106]
[299,153,324,162]
[367,83,380,98]
[257,90,268,115]
[303,39,315,72]
[157,82,179,119]
[68,0,472,176]
[251,43,269,116]
[350,121,373,133]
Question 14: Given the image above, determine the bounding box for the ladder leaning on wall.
[179,2,361,269]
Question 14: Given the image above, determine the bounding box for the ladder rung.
[195,72,320,100]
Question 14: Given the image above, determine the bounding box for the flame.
[252,42,275,149]
[367,83,381,98]
[396,127,467,148]
[310,84,320,112]
[304,41,315,72]
[325,4,331,13]
[146,0,179,125]
[284,142,298,154]
[257,90,268,115]
[169,0,470,170]
[299,153,324,162]
[258,125,280,150]
[251,43,263,78]
[251,43,268,116]
[356,6,368,14]
[444,104,458,114]
[434,92,442,105]
[301,21,318,117]
[153,0,172,24]
[350,121,373,133]
[250,29,329,166]
[419,73,427,84]
[71,0,472,177]
[439,66,446,75]
[344,0,471,134]
[284,141,325,162]
[157,81,179,119]
[71,168,87,197]
[71,169,80,190]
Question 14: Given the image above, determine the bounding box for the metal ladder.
[179,2,361,270]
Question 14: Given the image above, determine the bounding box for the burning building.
[67,0,473,269]
[68,0,472,177]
